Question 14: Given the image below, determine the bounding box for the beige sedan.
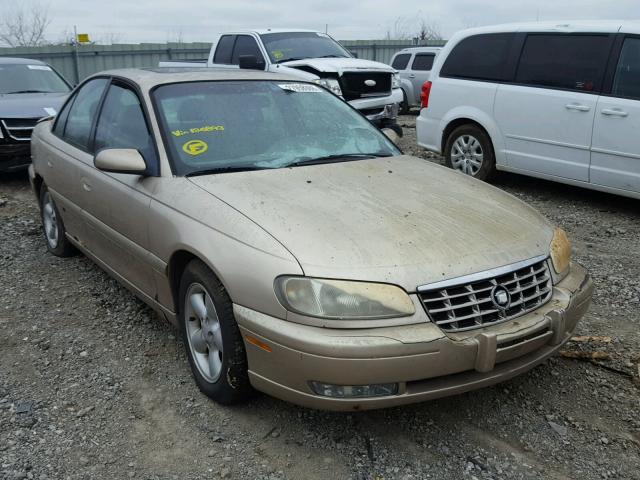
[29,68,593,411]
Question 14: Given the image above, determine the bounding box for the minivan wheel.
[178,259,252,405]
[445,125,496,181]
[39,186,76,257]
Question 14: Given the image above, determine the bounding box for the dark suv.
[0,57,71,172]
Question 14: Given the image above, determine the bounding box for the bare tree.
[384,15,413,40]
[0,3,51,47]
[417,18,443,42]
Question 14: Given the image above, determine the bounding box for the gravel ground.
[1,113,639,480]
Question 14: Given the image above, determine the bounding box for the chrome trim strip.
[1,120,34,142]
[416,254,549,292]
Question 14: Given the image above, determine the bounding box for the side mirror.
[238,54,266,70]
[94,149,147,175]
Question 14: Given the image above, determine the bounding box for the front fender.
[400,78,415,106]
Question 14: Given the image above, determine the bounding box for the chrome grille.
[418,258,553,332]
[1,118,39,141]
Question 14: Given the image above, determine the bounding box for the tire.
[39,185,76,257]
[444,124,496,181]
[178,259,252,405]
[399,90,410,115]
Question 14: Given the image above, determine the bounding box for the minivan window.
[213,35,235,64]
[62,78,109,150]
[515,34,612,93]
[440,33,514,81]
[391,54,411,70]
[411,53,435,71]
[612,37,640,100]
[153,81,399,176]
[231,35,264,65]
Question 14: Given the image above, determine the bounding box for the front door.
[591,36,640,194]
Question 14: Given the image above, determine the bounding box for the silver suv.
[390,47,441,113]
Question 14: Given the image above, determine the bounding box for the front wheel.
[399,90,410,115]
[178,259,252,405]
[444,125,496,181]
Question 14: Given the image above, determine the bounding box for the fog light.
[309,381,398,398]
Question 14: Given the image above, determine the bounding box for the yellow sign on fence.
[76,33,90,43]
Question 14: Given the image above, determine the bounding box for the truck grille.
[1,118,40,141]
[340,72,391,100]
[418,258,553,332]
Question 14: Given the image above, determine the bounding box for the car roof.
[90,67,305,90]
[225,28,320,35]
[0,57,47,65]
[395,47,442,54]
[457,20,640,36]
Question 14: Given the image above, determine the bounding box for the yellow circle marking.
[182,139,208,156]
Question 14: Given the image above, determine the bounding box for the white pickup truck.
[159,29,404,135]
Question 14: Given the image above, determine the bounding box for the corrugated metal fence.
[0,39,446,83]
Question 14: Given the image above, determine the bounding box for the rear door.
[591,36,640,194]
[494,33,613,181]
[408,52,436,104]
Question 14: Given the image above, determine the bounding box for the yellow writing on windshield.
[172,125,225,137]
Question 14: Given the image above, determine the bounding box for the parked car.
[158,29,404,135]
[0,57,71,172]
[417,21,640,200]
[390,47,441,113]
[29,68,592,411]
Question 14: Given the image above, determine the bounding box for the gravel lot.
[1,113,639,480]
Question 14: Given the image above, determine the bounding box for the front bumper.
[349,88,404,122]
[0,143,31,172]
[235,262,593,411]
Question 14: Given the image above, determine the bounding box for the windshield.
[0,64,70,94]
[260,32,351,63]
[153,81,400,176]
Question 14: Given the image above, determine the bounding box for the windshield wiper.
[275,57,306,64]
[286,153,392,167]
[185,165,272,177]
[316,55,348,58]
[4,89,52,94]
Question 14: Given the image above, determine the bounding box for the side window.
[441,33,514,81]
[52,96,74,138]
[515,34,612,93]
[411,53,435,71]
[391,53,411,70]
[94,84,152,155]
[231,35,264,65]
[612,37,640,100]
[213,35,235,64]
[63,78,108,150]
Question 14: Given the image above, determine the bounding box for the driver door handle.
[601,108,628,117]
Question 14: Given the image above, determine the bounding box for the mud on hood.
[0,92,68,119]
[189,156,554,291]
[280,57,395,75]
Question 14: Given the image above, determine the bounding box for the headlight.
[550,227,571,280]
[313,78,342,97]
[392,73,401,89]
[275,277,415,320]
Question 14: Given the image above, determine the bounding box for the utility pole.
[72,25,80,84]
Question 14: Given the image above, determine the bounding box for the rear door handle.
[565,103,591,112]
[601,108,628,117]
[409,74,416,78]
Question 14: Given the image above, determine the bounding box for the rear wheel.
[39,186,76,257]
[178,259,252,405]
[444,124,496,181]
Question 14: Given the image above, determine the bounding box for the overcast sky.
[3,0,640,44]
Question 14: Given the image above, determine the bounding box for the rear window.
[411,53,435,71]
[213,35,235,64]
[515,34,612,93]
[391,54,411,70]
[612,37,640,100]
[440,33,514,81]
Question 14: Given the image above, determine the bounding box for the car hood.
[281,57,395,75]
[0,92,68,119]
[189,156,554,291]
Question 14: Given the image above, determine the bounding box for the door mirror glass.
[94,149,147,174]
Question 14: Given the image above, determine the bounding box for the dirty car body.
[29,68,593,410]
[0,57,71,172]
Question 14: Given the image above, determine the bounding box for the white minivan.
[416,22,640,199]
